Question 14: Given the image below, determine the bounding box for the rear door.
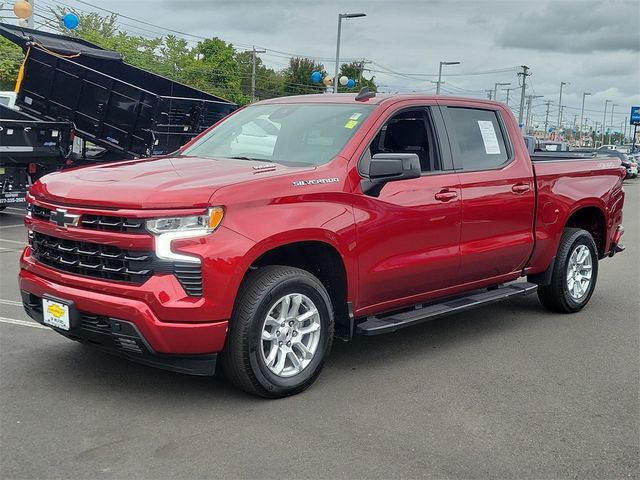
[440,103,535,284]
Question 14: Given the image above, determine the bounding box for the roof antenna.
[355,87,376,101]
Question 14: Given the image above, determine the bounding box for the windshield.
[182,103,375,166]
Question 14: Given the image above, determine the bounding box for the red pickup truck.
[20,92,626,397]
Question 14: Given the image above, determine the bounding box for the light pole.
[436,61,460,95]
[579,92,591,146]
[601,99,611,146]
[334,12,366,94]
[493,82,510,102]
[556,81,569,131]
[608,103,617,144]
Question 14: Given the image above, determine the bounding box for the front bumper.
[22,290,217,376]
[19,268,229,375]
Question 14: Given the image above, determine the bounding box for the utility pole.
[517,65,531,129]
[623,117,628,143]
[608,104,617,144]
[503,87,513,106]
[493,82,510,102]
[601,100,611,146]
[486,90,493,100]
[543,100,553,139]
[357,59,372,84]
[556,81,569,131]
[248,46,266,103]
[525,95,543,134]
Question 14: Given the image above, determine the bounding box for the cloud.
[496,0,640,53]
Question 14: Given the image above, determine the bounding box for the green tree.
[337,61,377,93]
[282,57,327,96]
[0,36,23,90]
[235,50,285,101]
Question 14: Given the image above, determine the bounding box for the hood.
[31,156,310,209]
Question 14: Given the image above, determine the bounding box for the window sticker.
[344,119,358,129]
[477,120,501,154]
[349,112,362,120]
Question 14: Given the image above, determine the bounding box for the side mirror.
[361,153,421,196]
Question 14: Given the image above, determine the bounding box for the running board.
[356,282,538,336]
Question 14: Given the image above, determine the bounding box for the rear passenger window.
[445,107,509,170]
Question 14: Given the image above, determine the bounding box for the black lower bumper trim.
[21,291,217,376]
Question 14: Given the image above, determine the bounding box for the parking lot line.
[0,224,26,230]
[0,299,24,307]
[0,238,26,245]
[0,316,49,330]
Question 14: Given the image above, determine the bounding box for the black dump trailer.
[0,24,237,209]
[0,104,74,207]
[0,23,237,160]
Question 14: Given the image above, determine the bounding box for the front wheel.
[537,228,599,313]
[222,266,334,398]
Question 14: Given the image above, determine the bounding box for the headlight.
[146,207,224,264]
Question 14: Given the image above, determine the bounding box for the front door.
[353,106,462,312]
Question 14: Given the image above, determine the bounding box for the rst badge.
[292,178,340,187]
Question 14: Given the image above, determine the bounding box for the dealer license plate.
[42,298,70,331]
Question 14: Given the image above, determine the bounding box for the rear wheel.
[222,266,334,398]
[537,228,598,313]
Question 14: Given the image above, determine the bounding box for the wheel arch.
[564,204,607,258]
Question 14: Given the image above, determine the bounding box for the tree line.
[0,9,377,104]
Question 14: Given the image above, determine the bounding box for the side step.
[356,282,538,336]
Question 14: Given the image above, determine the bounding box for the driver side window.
[368,108,442,173]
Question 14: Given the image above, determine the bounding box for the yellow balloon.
[13,0,33,19]
[322,75,333,86]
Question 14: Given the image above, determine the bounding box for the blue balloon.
[311,71,322,83]
[63,12,79,30]
[347,79,356,89]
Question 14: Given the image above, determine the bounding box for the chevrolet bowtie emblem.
[50,208,80,229]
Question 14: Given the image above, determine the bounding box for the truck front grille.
[28,204,146,233]
[30,231,155,283]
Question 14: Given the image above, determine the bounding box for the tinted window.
[446,107,509,170]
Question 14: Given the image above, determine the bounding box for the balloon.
[62,12,80,30]
[347,79,356,89]
[339,76,348,86]
[322,75,333,86]
[310,71,322,83]
[13,1,33,19]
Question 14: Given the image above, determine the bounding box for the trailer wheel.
[537,228,598,313]
[222,266,334,398]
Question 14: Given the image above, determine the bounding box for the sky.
[21,0,640,132]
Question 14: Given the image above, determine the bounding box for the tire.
[0,206,6,212]
[537,228,599,313]
[222,266,334,398]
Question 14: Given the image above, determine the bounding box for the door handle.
[512,183,531,193]
[434,190,458,202]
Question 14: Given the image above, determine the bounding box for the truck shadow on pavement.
[17,293,555,402]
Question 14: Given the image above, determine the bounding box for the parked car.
[20,93,626,397]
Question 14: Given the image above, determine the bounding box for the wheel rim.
[566,244,593,301]
[260,293,321,378]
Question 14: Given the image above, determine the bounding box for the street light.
[579,92,591,146]
[601,99,611,146]
[334,12,366,94]
[556,81,569,131]
[493,82,510,101]
[436,61,460,95]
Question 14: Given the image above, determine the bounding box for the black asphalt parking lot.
[1,183,638,480]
